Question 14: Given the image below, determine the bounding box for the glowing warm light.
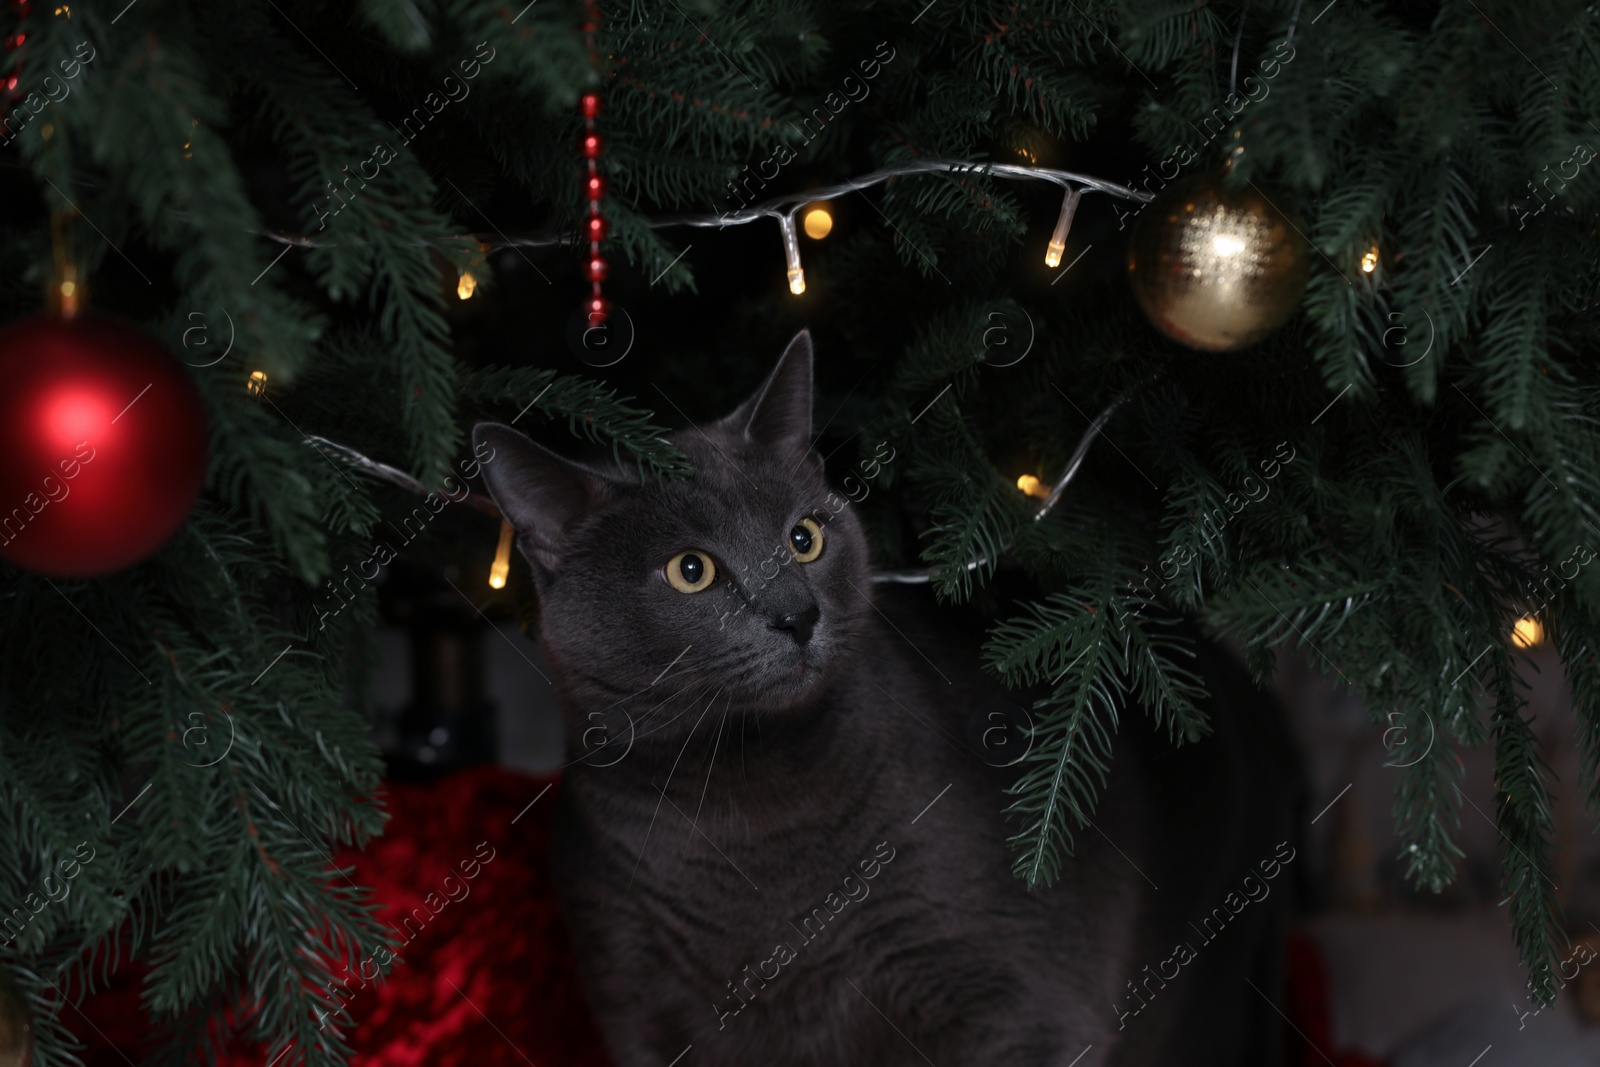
[1044,187,1081,269]
[1015,147,1038,164]
[457,271,477,300]
[1361,246,1379,273]
[803,206,833,240]
[1512,616,1543,648]
[248,370,268,395]
[57,274,78,317]
[1212,233,1246,257]
[488,519,514,589]
[1016,473,1050,499]
[779,214,805,295]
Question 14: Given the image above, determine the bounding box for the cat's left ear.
[720,330,813,456]
[471,421,621,573]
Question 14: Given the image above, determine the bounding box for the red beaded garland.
[1,0,27,124]
[579,2,608,323]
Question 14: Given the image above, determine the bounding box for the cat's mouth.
[779,639,833,696]
[730,635,830,710]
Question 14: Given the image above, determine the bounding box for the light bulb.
[1361,246,1379,273]
[1511,616,1543,648]
[779,213,806,296]
[1044,187,1082,269]
[489,519,513,589]
[1016,474,1049,499]
[56,264,78,318]
[248,370,268,395]
[457,271,477,300]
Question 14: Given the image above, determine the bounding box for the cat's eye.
[665,551,717,593]
[788,518,824,563]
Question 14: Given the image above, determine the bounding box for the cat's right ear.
[472,422,617,572]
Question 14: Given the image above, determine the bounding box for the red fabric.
[74,766,613,1067]
[1283,928,1388,1067]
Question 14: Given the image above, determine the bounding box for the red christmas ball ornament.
[580,93,601,119]
[0,316,208,576]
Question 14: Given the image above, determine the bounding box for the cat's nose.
[769,604,820,646]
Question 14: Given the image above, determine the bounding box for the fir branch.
[461,366,691,481]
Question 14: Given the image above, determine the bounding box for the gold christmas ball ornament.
[0,969,32,1067]
[1127,173,1310,352]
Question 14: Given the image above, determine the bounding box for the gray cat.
[474,332,1300,1067]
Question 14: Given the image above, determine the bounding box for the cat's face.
[474,333,872,727]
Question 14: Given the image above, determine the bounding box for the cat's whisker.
[633,682,714,735]
[628,685,723,889]
[637,680,734,739]
[569,662,718,740]
[686,706,729,846]
[739,709,749,782]
[577,654,723,709]
[550,679,716,774]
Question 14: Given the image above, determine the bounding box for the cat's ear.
[472,422,618,572]
[720,330,813,455]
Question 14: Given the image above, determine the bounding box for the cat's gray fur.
[474,332,1300,1067]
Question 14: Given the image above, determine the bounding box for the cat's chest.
[555,758,1020,970]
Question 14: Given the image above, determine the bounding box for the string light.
[1512,616,1543,648]
[457,271,477,299]
[49,210,78,319]
[488,518,514,589]
[248,370,268,395]
[1044,186,1082,269]
[1361,245,1379,273]
[262,160,1157,304]
[1016,473,1050,499]
[803,204,833,240]
[56,268,77,318]
[780,213,805,295]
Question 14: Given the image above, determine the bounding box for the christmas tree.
[0,0,1596,1062]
